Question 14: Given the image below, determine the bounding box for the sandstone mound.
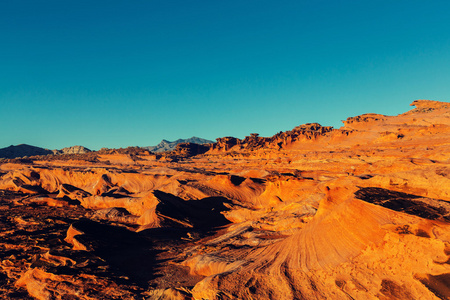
[191,185,450,299]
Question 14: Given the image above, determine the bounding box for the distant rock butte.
[1,99,450,299]
[53,145,91,155]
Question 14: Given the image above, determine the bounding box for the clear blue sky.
[1,0,449,150]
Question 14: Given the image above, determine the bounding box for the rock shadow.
[355,187,450,221]
[71,219,158,287]
[153,190,232,229]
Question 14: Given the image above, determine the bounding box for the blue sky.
[1,0,449,150]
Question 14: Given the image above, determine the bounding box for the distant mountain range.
[0,137,213,159]
[0,144,91,159]
[0,144,54,159]
[144,137,214,153]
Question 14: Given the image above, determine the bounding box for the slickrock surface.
[1,100,449,299]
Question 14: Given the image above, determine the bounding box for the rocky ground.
[0,100,450,299]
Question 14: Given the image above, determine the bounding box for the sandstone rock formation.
[0,100,449,299]
[210,123,334,152]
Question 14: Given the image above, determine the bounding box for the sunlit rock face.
[1,100,450,299]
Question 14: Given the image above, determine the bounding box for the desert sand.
[0,100,449,299]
